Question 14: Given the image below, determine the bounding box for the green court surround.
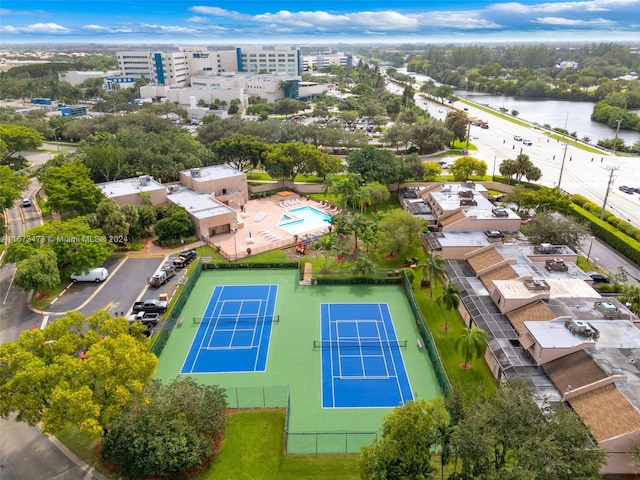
[155,269,441,453]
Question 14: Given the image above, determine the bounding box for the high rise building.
[117,45,301,87]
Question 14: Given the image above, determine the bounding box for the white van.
[70,267,109,283]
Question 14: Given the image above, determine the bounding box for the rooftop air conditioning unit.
[539,243,553,253]
[139,175,151,186]
[191,168,201,178]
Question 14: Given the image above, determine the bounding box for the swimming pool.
[277,206,333,236]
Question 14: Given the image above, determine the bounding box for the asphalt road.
[445,98,640,228]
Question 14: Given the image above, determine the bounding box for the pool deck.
[211,195,338,260]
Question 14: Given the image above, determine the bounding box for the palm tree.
[455,327,489,369]
[437,282,460,332]
[422,252,446,298]
[314,234,336,273]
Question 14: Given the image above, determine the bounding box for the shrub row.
[568,201,640,266]
[571,194,640,241]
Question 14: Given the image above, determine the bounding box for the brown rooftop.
[480,264,518,290]
[468,248,504,274]
[506,300,557,334]
[544,350,607,393]
[439,210,465,227]
[569,384,640,442]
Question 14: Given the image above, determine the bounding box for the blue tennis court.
[319,303,413,408]
[181,284,278,374]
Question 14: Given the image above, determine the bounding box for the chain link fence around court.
[402,274,452,397]
[223,385,379,454]
[149,260,203,357]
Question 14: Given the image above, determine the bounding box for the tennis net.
[193,314,279,325]
[313,339,407,349]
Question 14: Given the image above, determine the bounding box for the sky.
[1,0,639,45]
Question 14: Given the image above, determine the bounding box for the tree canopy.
[101,378,227,478]
[7,217,116,277]
[0,311,157,438]
[40,161,104,215]
[360,398,450,479]
[0,123,43,163]
[0,165,29,208]
[346,146,405,185]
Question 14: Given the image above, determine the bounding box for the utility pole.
[612,119,622,155]
[600,166,619,220]
[465,121,471,152]
[557,142,569,191]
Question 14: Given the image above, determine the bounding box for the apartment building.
[447,243,640,474]
[302,51,353,71]
[117,45,301,87]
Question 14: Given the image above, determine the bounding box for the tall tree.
[449,156,488,181]
[40,161,104,215]
[452,381,606,479]
[346,146,405,186]
[438,282,460,332]
[101,378,227,479]
[211,134,267,172]
[377,209,425,256]
[0,124,43,163]
[0,165,29,208]
[422,252,446,298]
[0,311,157,438]
[360,398,450,480]
[7,217,116,275]
[14,249,60,293]
[455,327,489,368]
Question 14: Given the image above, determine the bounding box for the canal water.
[398,68,640,144]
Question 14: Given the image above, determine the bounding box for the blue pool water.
[278,206,333,236]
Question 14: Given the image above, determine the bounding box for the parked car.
[70,267,109,283]
[514,135,522,141]
[586,271,610,283]
[619,186,634,194]
[21,198,32,207]
[173,249,197,269]
[522,139,533,146]
[132,298,168,314]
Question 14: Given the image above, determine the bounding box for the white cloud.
[1,21,69,36]
[0,25,20,33]
[0,8,48,16]
[186,16,209,23]
[82,24,134,33]
[190,6,247,20]
[534,16,616,24]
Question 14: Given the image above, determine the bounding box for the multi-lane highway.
[451,100,640,228]
[387,81,640,228]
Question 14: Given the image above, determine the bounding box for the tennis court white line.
[185,285,276,373]
[378,303,407,404]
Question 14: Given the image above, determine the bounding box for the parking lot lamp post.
[586,236,595,265]
[231,227,238,261]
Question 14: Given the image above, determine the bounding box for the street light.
[231,226,238,261]
[586,236,595,265]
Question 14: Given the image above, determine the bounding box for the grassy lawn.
[411,270,498,397]
[58,411,360,480]
[202,410,360,480]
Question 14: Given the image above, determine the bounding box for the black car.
[619,186,634,194]
[586,271,610,283]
